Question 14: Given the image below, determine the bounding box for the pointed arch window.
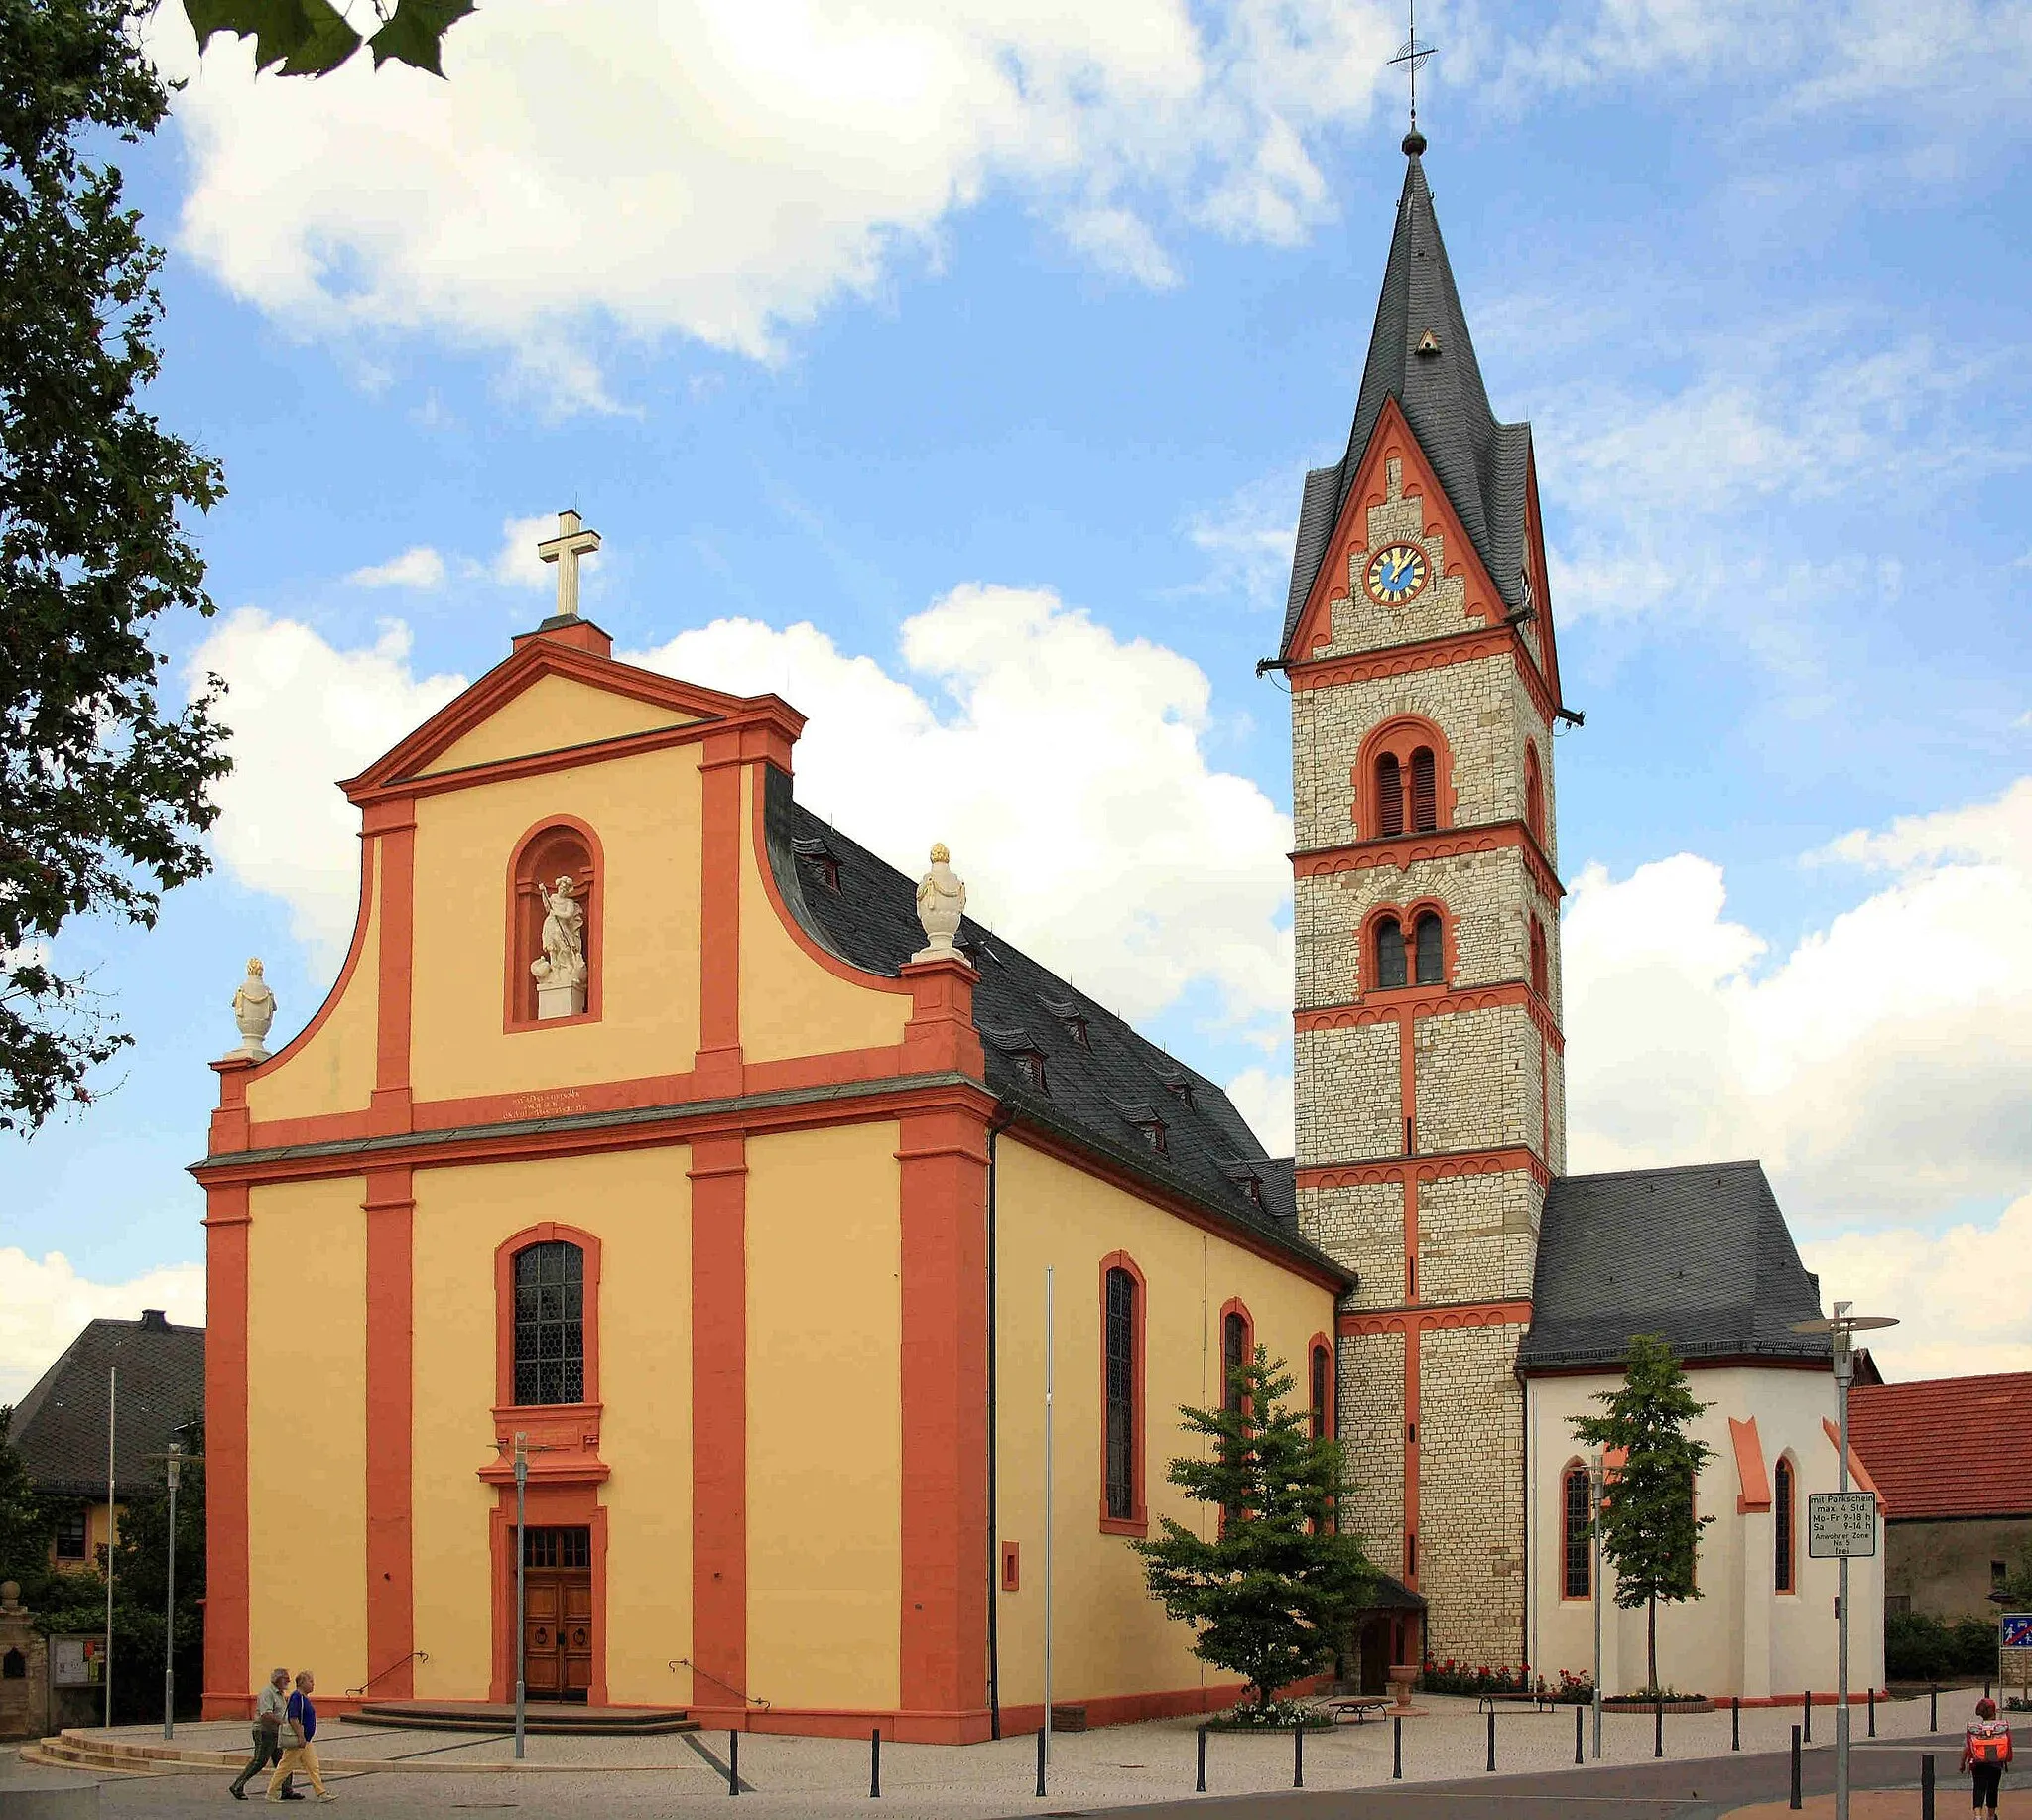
[1375,916,1408,990]
[1310,1341,1332,1441]
[1530,914,1550,1001]
[1524,742,1546,846]
[1562,1463,1591,1598]
[1222,1305,1253,1411]
[1375,754,1405,837]
[1414,912,1444,986]
[1409,748,1438,833]
[1774,1456,1796,1593]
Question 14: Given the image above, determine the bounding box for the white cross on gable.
[537,509,601,618]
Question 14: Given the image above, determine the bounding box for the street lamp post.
[514,1432,529,1762]
[1792,1300,1897,1820]
[1590,1452,1604,1760]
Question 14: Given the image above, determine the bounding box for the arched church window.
[1524,742,1546,846]
[1374,917,1408,990]
[1562,1464,1591,1598]
[1414,912,1444,986]
[509,820,599,1027]
[1375,754,1405,838]
[1409,748,1438,833]
[1222,1307,1252,1412]
[513,1240,585,1406]
[1102,1262,1142,1526]
[1774,1456,1796,1593]
[1530,915,1550,1001]
[1310,1342,1332,1441]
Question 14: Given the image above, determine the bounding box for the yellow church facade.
[195,603,1348,1740]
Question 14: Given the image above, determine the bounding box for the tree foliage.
[1570,1333,1714,1697]
[1133,1348,1374,1709]
[1,0,231,1131]
[186,0,477,79]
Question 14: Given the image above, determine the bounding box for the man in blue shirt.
[266,1670,335,1803]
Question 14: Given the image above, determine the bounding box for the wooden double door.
[520,1526,593,1702]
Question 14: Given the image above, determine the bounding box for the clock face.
[1364,542,1429,606]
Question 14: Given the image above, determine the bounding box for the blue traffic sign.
[2003,1613,2032,1649]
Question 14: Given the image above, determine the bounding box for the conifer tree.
[1134,1348,1372,1712]
[1571,1333,1714,1698]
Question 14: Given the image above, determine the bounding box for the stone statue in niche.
[530,875,588,1019]
[912,843,966,963]
[230,958,276,1060]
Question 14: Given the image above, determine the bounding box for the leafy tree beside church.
[1571,1333,1714,1698]
[1134,1349,1372,1715]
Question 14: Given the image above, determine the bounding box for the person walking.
[266,1670,336,1804]
[1963,1694,2013,1819]
[229,1667,297,1801]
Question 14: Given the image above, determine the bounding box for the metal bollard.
[870,1727,880,1799]
[1866,1686,1875,1738]
[1392,1714,1403,1780]
[1922,1751,1935,1820]
[1930,1685,1939,1732]
[1803,1691,1812,1745]
[728,1730,740,1798]
[1195,1724,1206,1794]
[1035,1729,1046,1799]
[1789,1725,1802,1811]
[1486,1709,1496,1772]
[1575,1701,1583,1764]
[1654,1700,1663,1759]
[1732,1696,1740,1751]
[1294,1725,1304,1789]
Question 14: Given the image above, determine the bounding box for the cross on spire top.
[537,509,600,619]
[1387,0,1437,149]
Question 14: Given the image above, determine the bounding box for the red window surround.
[1098,1252,1148,1537]
[1360,900,1457,997]
[1309,1335,1334,1441]
[494,1222,603,1412]
[1218,1298,1254,1410]
[1524,741,1546,847]
[504,815,605,1032]
[1353,715,1457,840]
[1530,913,1550,1001]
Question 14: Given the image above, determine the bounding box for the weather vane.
[1388,0,1437,138]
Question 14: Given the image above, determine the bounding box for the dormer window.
[1134,1118,1167,1153]
[1043,997,1090,1049]
[1239,1174,1263,1207]
[792,836,840,892]
[1011,1049,1048,1094]
[1162,1076,1195,1110]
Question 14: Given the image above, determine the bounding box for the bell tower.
[1280,130,1570,1666]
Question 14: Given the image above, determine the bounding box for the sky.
[5,0,2031,1396]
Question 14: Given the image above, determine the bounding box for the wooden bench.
[1321,1697,1389,1725]
[1477,1689,1564,1714]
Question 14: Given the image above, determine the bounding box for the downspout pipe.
[984,1100,1016,1740]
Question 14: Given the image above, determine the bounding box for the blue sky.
[5,0,2030,1389]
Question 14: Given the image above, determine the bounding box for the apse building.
[196,132,1879,1732]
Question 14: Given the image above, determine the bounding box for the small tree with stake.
[1134,1348,1372,1718]
[1571,1333,1714,1699]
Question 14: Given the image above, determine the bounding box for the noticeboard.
[1807,1491,1876,1559]
[50,1636,102,1687]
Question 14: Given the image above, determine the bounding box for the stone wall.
[1412,1003,1530,1154]
[1418,1322,1527,1666]
[1417,1169,1541,1306]
[1298,1179,1406,1307]
[1337,1330,1407,1572]
[0,1587,48,1742]
[1294,1021,1401,1162]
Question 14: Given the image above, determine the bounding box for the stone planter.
[1602,1695,1714,1714]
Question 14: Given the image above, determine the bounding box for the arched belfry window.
[1374,917,1407,990]
[514,1240,585,1406]
[508,819,600,1028]
[1524,742,1546,846]
[1409,748,1438,833]
[1375,754,1405,837]
[1530,915,1550,1001]
[1414,912,1444,986]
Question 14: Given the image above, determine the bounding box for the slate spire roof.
[1281,138,1534,656]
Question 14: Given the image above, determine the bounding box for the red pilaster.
[697,738,744,1095]
[363,1167,415,1698]
[201,1181,252,1717]
[690,1133,748,1720]
[368,801,416,1135]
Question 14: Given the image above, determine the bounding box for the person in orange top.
[1963,1695,2012,1819]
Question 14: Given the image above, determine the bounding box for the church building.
[198,130,1879,1733]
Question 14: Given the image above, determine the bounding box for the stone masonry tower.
[1279,132,1570,1667]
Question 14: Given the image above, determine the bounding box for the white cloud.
[155,2,1399,405]
[190,610,466,963]
[1185,468,1302,612]
[627,585,1295,1034]
[1224,1063,1295,1157]
[346,545,446,589]
[0,1252,206,1403]
[1563,778,2032,1223]
[1798,1194,2032,1383]
[490,513,584,590]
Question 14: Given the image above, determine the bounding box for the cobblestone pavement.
[1,1687,1996,1817]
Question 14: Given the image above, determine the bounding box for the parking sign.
[1807,1491,1876,1558]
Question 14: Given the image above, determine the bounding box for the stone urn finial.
[230,957,277,1061]
[913,843,967,963]
[0,1580,20,1611]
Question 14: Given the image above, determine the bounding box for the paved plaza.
[3,1685,1999,1817]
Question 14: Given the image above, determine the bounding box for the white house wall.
[1526,1365,1886,1699]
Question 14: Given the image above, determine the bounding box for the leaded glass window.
[1104,1268,1137,1521]
[1563,1466,1591,1598]
[514,1240,585,1405]
[1375,917,1407,990]
[1774,1457,1795,1592]
[1414,912,1444,985]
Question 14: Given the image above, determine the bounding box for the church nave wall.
[1294,1022,1400,1163]
[1416,1322,1526,1668]
[245,1177,370,1697]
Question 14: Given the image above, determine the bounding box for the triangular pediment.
[343,634,768,799]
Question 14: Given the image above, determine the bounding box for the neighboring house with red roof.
[1849,1372,2032,1621]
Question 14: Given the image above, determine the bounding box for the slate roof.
[1281,142,1534,657]
[1516,1161,1832,1374]
[7,1313,205,1499]
[761,769,1344,1286]
[1848,1373,2032,1521]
